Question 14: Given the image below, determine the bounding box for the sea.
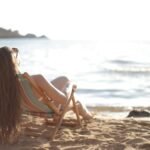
[0,38,150,115]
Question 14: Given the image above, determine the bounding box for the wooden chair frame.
[19,72,81,140]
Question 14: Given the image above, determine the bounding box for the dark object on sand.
[127,110,150,117]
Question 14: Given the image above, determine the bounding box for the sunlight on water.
[1,39,150,109]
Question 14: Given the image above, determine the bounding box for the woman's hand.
[64,83,77,98]
[72,84,77,92]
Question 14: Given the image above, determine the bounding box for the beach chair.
[18,72,81,140]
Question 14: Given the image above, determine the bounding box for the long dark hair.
[0,46,21,143]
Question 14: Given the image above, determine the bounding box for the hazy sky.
[0,0,150,40]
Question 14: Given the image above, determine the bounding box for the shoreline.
[88,105,150,118]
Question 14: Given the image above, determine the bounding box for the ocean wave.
[103,68,150,75]
[103,59,150,76]
[77,88,149,99]
[110,59,139,65]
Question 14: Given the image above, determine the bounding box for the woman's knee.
[51,76,70,90]
[51,76,70,84]
[56,76,70,82]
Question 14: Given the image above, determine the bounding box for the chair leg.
[50,112,66,140]
[50,91,73,140]
[72,94,82,126]
[50,90,82,140]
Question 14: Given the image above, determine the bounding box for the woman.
[0,46,92,143]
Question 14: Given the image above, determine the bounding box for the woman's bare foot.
[76,101,93,120]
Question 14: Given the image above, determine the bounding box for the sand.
[0,110,150,150]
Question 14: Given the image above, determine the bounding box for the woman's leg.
[51,76,92,119]
[50,76,70,92]
[50,76,72,109]
[31,74,67,105]
[75,100,92,119]
[31,74,92,119]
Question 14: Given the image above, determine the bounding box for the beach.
[1,108,150,150]
[0,39,150,149]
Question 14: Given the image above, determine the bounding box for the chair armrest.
[64,83,77,98]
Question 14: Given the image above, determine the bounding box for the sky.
[0,0,150,40]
